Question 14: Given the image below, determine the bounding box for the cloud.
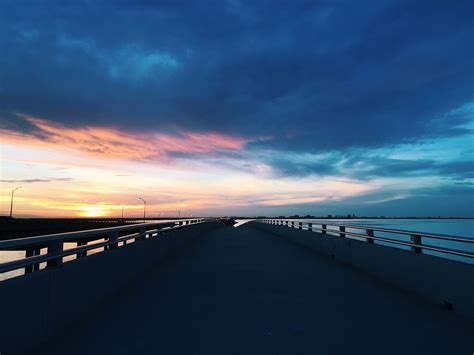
[0,1,472,150]
[256,125,474,182]
[57,34,180,81]
[1,114,256,162]
[107,45,179,81]
[438,161,474,179]
[0,1,473,217]
[0,178,72,183]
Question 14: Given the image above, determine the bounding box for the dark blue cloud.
[0,0,473,152]
[265,149,474,181]
[439,161,474,179]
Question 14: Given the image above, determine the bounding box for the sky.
[0,0,473,218]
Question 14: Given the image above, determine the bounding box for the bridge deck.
[43,224,472,355]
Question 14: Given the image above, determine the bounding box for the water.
[237,218,474,264]
[237,218,473,235]
[297,218,474,237]
[0,219,190,281]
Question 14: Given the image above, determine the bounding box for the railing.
[258,219,474,262]
[0,219,206,277]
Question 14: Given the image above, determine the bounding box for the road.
[40,223,473,355]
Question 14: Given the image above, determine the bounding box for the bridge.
[0,219,473,354]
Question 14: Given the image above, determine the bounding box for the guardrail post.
[299,222,303,230]
[107,231,119,249]
[366,229,374,244]
[76,241,88,258]
[322,224,327,234]
[25,247,41,273]
[410,234,422,254]
[308,223,312,232]
[339,226,346,238]
[47,241,63,267]
[136,227,147,241]
[291,221,295,228]
[285,221,288,226]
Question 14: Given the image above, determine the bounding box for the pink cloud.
[1,114,253,162]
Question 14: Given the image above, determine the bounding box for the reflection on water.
[237,218,473,264]
[0,238,110,281]
[0,250,27,281]
[298,218,473,237]
[289,219,474,264]
[234,219,253,227]
[0,220,183,281]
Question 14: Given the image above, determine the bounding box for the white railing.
[258,219,474,261]
[0,219,207,276]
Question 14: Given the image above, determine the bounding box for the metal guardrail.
[258,219,474,260]
[0,219,206,276]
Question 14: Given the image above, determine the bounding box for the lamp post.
[138,197,146,222]
[10,186,23,218]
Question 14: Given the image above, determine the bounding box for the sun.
[79,205,108,217]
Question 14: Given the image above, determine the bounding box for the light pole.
[10,186,23,218]
[138,197,146,222]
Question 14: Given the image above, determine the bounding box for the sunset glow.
[79,205,109,218]
[1,1,473,218]
[2,114,253,162]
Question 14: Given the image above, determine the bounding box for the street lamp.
[138,197,146,222]
[10,186,23,218]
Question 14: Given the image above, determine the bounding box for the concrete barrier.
[0,221,221,355]
[249,222,474,320]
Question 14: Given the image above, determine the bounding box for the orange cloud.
[1,114,252,162]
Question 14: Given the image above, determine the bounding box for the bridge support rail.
[251,221,474,321]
